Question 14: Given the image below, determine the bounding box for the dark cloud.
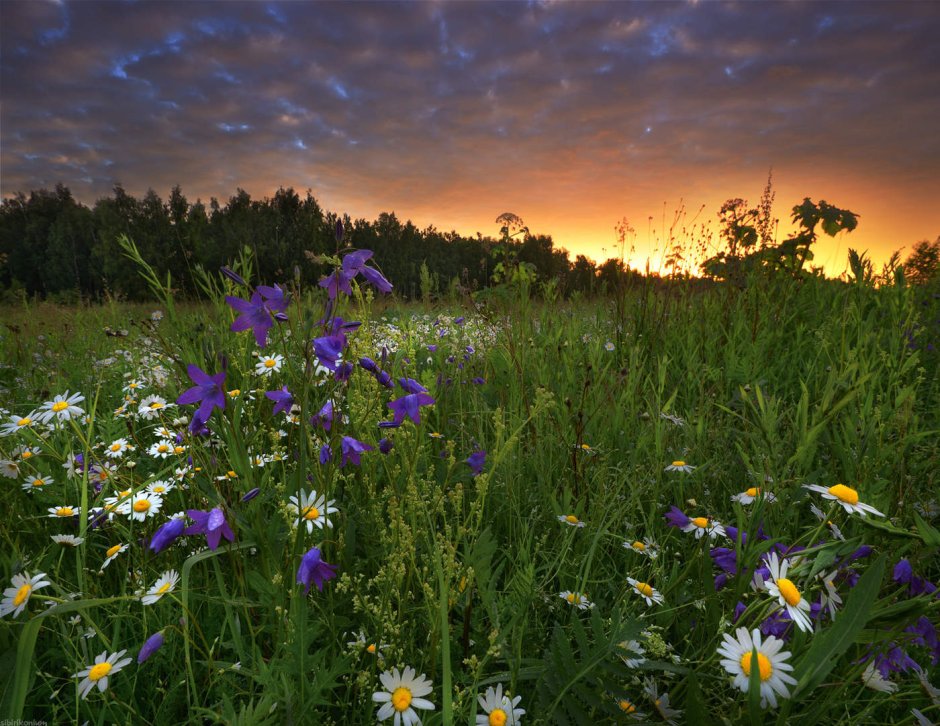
[2,0,938,266]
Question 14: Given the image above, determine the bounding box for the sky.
[2,0,938,275]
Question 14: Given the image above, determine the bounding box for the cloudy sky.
[2,0,938,273]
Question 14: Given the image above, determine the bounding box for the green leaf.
[794,554,886,697]
[913,512,940,547]
[747,645,764,725]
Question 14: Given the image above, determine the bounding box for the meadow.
[1,243,938,725]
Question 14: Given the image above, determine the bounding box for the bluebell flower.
[296,547,338,595]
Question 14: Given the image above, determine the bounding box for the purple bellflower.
[149,517,186,554]
[297,547,338,595]
[386,392,436,427]
[466,450,486,476]
[225,285,288,348]
[176,364,226,432]
[185,507,235,551]
[313,334,346,371]
[265,386,294,416]
[137,631,165,664]
[340,436,373,468]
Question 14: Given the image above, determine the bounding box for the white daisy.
[642,678,683,725]
[615,696,647,720]
[861,661,897,693]
[51,534,85,547]
[559,591,594,610]
[105,438,132,459]
[346,631,388,659]
[716,627,797,708]
[88,463,117,487]
[141,570,179,605]
[101,543,128,569]
[37,391,85,425]
[731,487,777,505]
[476,683,525,725]
[623,538,659,558]
[1,571,51,617]
[47,504,80,519]
[255,353,284,376]
[72,649,132,699]
[138,395,172,420]
[809,503,846,540]
[627,578,665,607]
[762,552,813,633]
[604,341,615,352]
[0,459,21,478]
[804,483,884,517]
[147,479,175,496]
[619,639,647,668]
[373,666,436,725]
[664,460,695,473]
[126,492,163,521]
[0,411,40,437]
[557,514,586,528]
[289,489,338,533]
[681,515,726,540]
[818,570,843,619]
[21,474,53,492]
[148,439,176,459]
[123,379,145,394]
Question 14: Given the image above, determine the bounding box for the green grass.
[0,263,938,724]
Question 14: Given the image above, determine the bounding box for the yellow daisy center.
[157,444,169,453]
[745,487,760,497]
[32,478,44,487]
[156,582,172,594]
[88,662,112,681]
[51,401,69,412]
[566,593,581,604]
[110,443,122,452]
[489,708,508,726]
[672,460,685,466]
[134,499,151,512]
[618,699,636,714]
[17,417,32,426]
[631,540,646,550]
[228,389,240,397]
[106,544,122,558]
[56,507,73,517]
[264,359,277,368]
[776,578,801,606]
[149,402,163,409]
[740,651,773,681]
[391,686,412,712]
[119,489,131,497]
[152,486,166,493]
[20,451,33,459]
[565,514,580,524]
[13,584,32,607]
[580,443,591,450]
[828,484,859,505]
[691,516,709,529]
[227,470,237,478]
[366,643,377,654]
[635,582,654,598]
[174,446,185,454]
[303,506,320,520]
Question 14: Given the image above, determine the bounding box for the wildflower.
[809,503,845,540]
[126,492,163,522]
[241,487,261,503]
[51,534,84,547]
[102,543,128,569]
[312,333,346,371]
[123,379,145,395]
[176,364,226,432]
[861,661,898,693]
[465,449,486,476]
[664,460,695,473]
[48,505,80,519]
[185,507,235,550]
[105,438,132,458]
[804,483,884,517]
[762,553,813,633]
[386,391,436,427]
[142,570,179,605]
[681,515,726,540]
[147,480,175,496]
[138,395,172,420]
[149,518,186,553]
[818,570,843,619]
[296,547,338,595]
[373,666,435,724]
[642,678,683,725]
[0,459,20,478]
[624,538,659,558]
[731,487,777,505]
[0,411,40,436]
[604,341,615,352]
[36,391,85,425]
[1,572,51,617]
[137,632,165,664]
[226,286,288,348]
[254,352,284,375]
[476,683,525,725]
[73,649,132,699]
[557,514,586,528]
[619,640,647,668]
[559,591,593,610]
[148,439,176,459]
[289,489,338,533]
[615,696,647,720]
[716,627,796,708]
[340,436,373,468]
[428,431,444,440]
[265,386,294,416]
[22,474,52,492]
[627,578,664,607]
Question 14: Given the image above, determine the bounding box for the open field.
[1,255,938,725]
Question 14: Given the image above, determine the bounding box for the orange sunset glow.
[2,1,938,275]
